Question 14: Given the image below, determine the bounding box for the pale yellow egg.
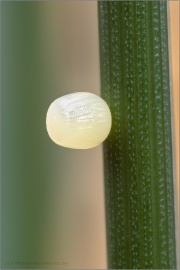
[46,92,112,149]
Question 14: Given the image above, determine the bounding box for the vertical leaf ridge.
[98,1,176,269]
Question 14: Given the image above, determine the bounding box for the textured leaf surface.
[98,1,176,269]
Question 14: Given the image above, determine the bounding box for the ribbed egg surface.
[46,92,112,149]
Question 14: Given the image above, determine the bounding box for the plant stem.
[98,1,176,269]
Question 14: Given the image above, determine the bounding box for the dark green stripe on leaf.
[98,1,176,269]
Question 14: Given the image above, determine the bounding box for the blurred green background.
[1,1,179,269]
[1,2,106,269]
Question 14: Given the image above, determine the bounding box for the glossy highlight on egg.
[46,92,112,149]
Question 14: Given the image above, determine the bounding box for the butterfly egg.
[46,92,112,149]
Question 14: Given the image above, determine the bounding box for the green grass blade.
[98,1,176,269]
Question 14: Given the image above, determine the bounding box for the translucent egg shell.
[46,92,112,149]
